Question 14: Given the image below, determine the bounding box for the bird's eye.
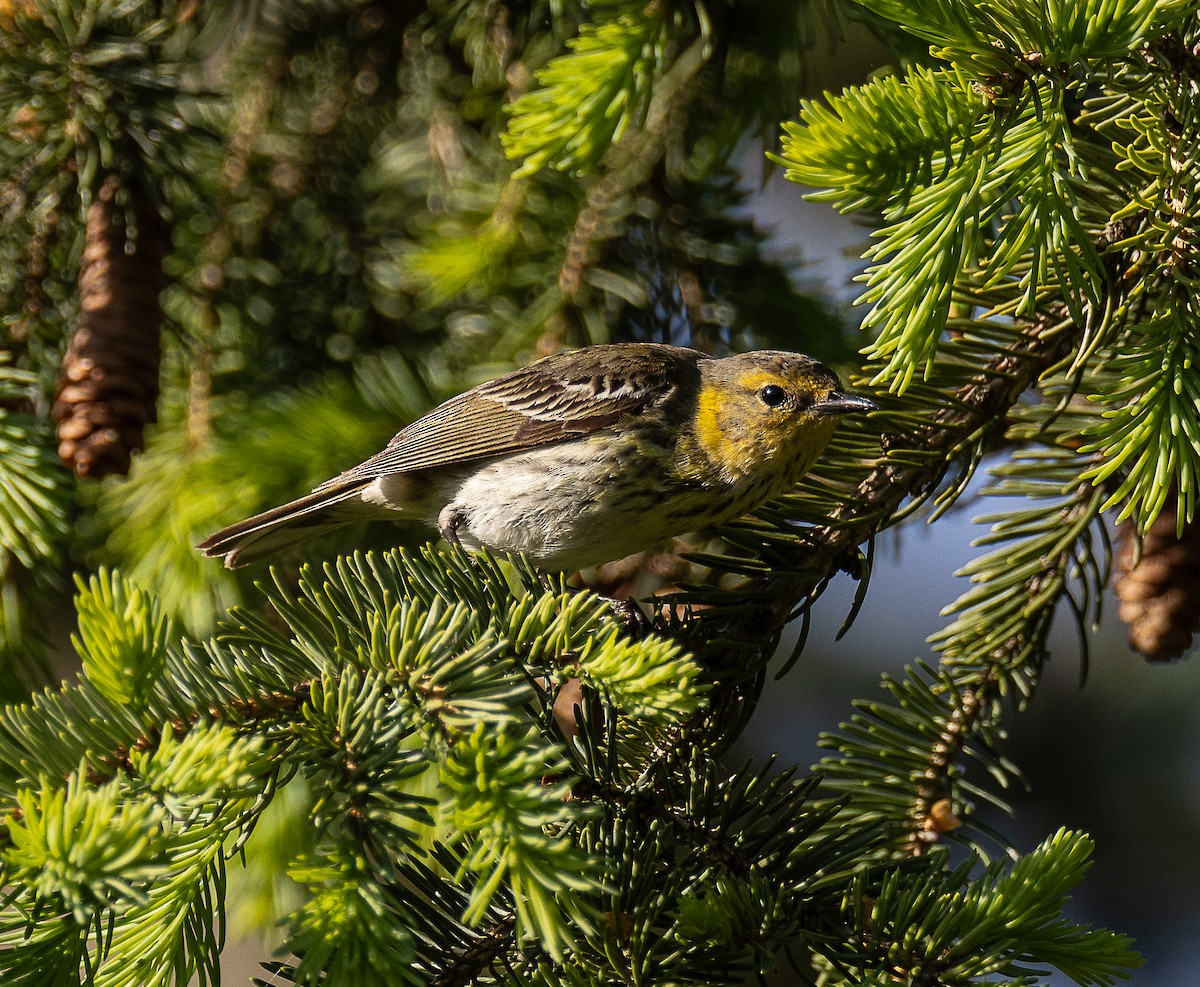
[759,384,787,408]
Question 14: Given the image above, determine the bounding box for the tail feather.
[198,481,368,568]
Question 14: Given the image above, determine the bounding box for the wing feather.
[319,343,700,490]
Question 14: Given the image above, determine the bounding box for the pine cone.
[53,176,164,478]
[1114,498,1200,661]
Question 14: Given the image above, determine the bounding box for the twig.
[558,29,713,304]
[432,915,517,987]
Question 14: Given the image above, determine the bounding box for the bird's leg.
[605,596,651,640]
[437,505,466,547]
[562,571,651,639]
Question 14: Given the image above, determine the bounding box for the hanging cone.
[1114,496,1200,661]
[53,175,164,478]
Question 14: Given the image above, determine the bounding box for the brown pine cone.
[1114,499,1200,662]
[52,175,164,478]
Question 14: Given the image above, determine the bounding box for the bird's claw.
[604,597,651,640]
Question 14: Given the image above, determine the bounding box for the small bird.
[199,343,874,571]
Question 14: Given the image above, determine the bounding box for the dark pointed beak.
[815,392,876,416]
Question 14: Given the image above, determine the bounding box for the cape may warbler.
[199,343,874,570]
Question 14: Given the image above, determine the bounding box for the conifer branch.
[668,305,1101,857]
[64,684,308,791]
[906,683,984,857]
[901,470,1102,855]
[558,27,713,305]
[431,914,517,987]
[710,305,1084,669]
[1,2,1188,981]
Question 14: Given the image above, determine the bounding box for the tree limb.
[700,307,1086,709]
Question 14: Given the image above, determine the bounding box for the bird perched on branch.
[199,343,874,571]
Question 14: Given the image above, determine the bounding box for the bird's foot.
[604,596,652,640]
[437,506,465,547]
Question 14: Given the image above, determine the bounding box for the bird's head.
[689,350,875,485]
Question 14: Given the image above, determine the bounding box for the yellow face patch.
[694,384,726,460]
[691,366,839,483]
[694,379,783,482]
